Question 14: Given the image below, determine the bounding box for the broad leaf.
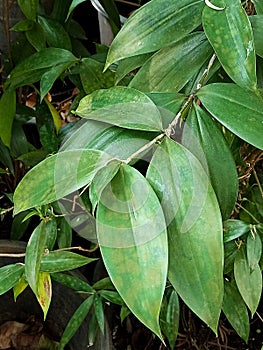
[26,22,46,51]
[130,32,213,93]
[37,272,52,319]
[147,137,223,333]
[97,164,168,338]
[17,0,38,20]
[182,104,238,219]
[116,53,152,84]
[223,220,250,243]
[105,0,205,68]
[40,251,96,273]
[234,245,262,315]
[222,279,249,342]
[13,149,112,214]
[253,0,263,14]
[202,0,257,90]
[249,15,263,58]
[25,221,47,296]
[76,87,163,131]
[0,89,16,147]
[197,83,263,150]
[0,264,24,295]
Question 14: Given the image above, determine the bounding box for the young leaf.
[147,137,223,333]
[13,149,112,215]
[203,0,257,90]
[197,83,263,150]
[40,251,96,273]
[0,89,16,147]
[97,164,168,338]
[222,279,250,342]
[26,22,46,51]
[234,245,262,315]
[129,32,213,93]
[182,104,238,219]
[17,0,38,20]
[37,272,52,319]
[25,220,47,295]
[76,87,163,132]
[58,295,94,350]
[0,264,24,295]
[105,0,205,68]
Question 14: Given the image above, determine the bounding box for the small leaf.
[66,0,86,20]
[163,290,180,349]
[58,295,94,350]
[0,264,24,296]
[234,245,262,315]
[97,164,168,338]
[99,290,123,305]
[13,149,112,215]
[247,232,262,271]
[13,276,28,300]
[12,19,34,31]
[105,0,205,68]
[45,219,57,250]
[197,83,263,150]
[0,89,16,147]
[26,22,46,51]
[94,294,105,334]
[25,221,47,295]
[223,220,250,243]
[51,272,94,293]
[17,0,38,20]
[222,279,250,342]
[37,272,52,319]
[40,251,96,273]
[76,86,163,132]
[44,97,62,133]
[57,217,72,248]
[202,0,257,90]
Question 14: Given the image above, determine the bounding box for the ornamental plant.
[1,0,263,348]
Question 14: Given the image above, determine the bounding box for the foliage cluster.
[0,0,263,348]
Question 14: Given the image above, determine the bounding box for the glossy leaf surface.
[182,104,238,219]
[76,87,163,131]
[105,0,204,68]
[203,0,257,90]
[97,164,168,338]
[223,220,250,243]
[249,15,263,57]
[147,137,223,333]
[197,83,263,150]
[130,33,213,93]
[247,232,262,271]
[14,149,112,214]
[0,264,24,296]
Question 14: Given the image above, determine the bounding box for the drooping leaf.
[13,149,112,215]
[58,295,94,350]
[76,86,163,131]
[161,290,180,349]
[66,0,87,20]
[25,221,47,296]
[234,245,262,315]
[147,137,223,333]
[44,97,62,133]
[0,264,24,296]
[51,272,94,293]
[105,0,205,68]
[40,251,96,273]
[249,15,263,58]
[12,19,34,31]
[223,220,250,243]
[17,0,38,20]
[129,32,213,93]
[94,294,105,334]
[13,276,29,300]
[97,164,168,338]
[222,279,250,342]
[0,89,16,147]
[197,83,263,150]
[37,272,52,319]
[247,232,262,271]
[203,0,257,90]
[182,104,238,219]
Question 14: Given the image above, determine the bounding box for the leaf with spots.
[51,272,94,293]
[202,0,257,90]
[37,272,52,319]
[0,264,24,296]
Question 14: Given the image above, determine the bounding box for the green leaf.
[58,295,94,350]
[51,272,94,293]
[253,0,263,14]
[223,220,250,243]
[182,104,238,219]
[116,53,152,84]
[0,89,16,147]
[249,15,263,58]
[26,21,46,51]
[247,232,262,271]
[202,0,257,90]
[5,48,77,90]
[94,294,105,334]
[76,87,163,131]
[40,251,96,273]
[25,221,47,295]
[105,0,205,68]
[222,279,249,342]
[45,219,57,250]
[0,264,24,295]
[13,149,112,215]
[99,290,123,305]
[57,217,72,248]
[37,272,52,319]
[66,0,86,20]
[13,276,29,300]
[162,290,180,349]
[80,58,115,95]
[147,137,223,333]
[17,0,38,20]
[234,245,262,315]
[129,32,213,93]
[38,16,72,50]
[97,164,168,338]
[12,19,34,31]
[197,83,263,150]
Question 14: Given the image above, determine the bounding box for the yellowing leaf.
[37,272,52,319]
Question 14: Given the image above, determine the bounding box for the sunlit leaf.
[147,137,223,333]
[37,272,52,319]
[0,264,24,295]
